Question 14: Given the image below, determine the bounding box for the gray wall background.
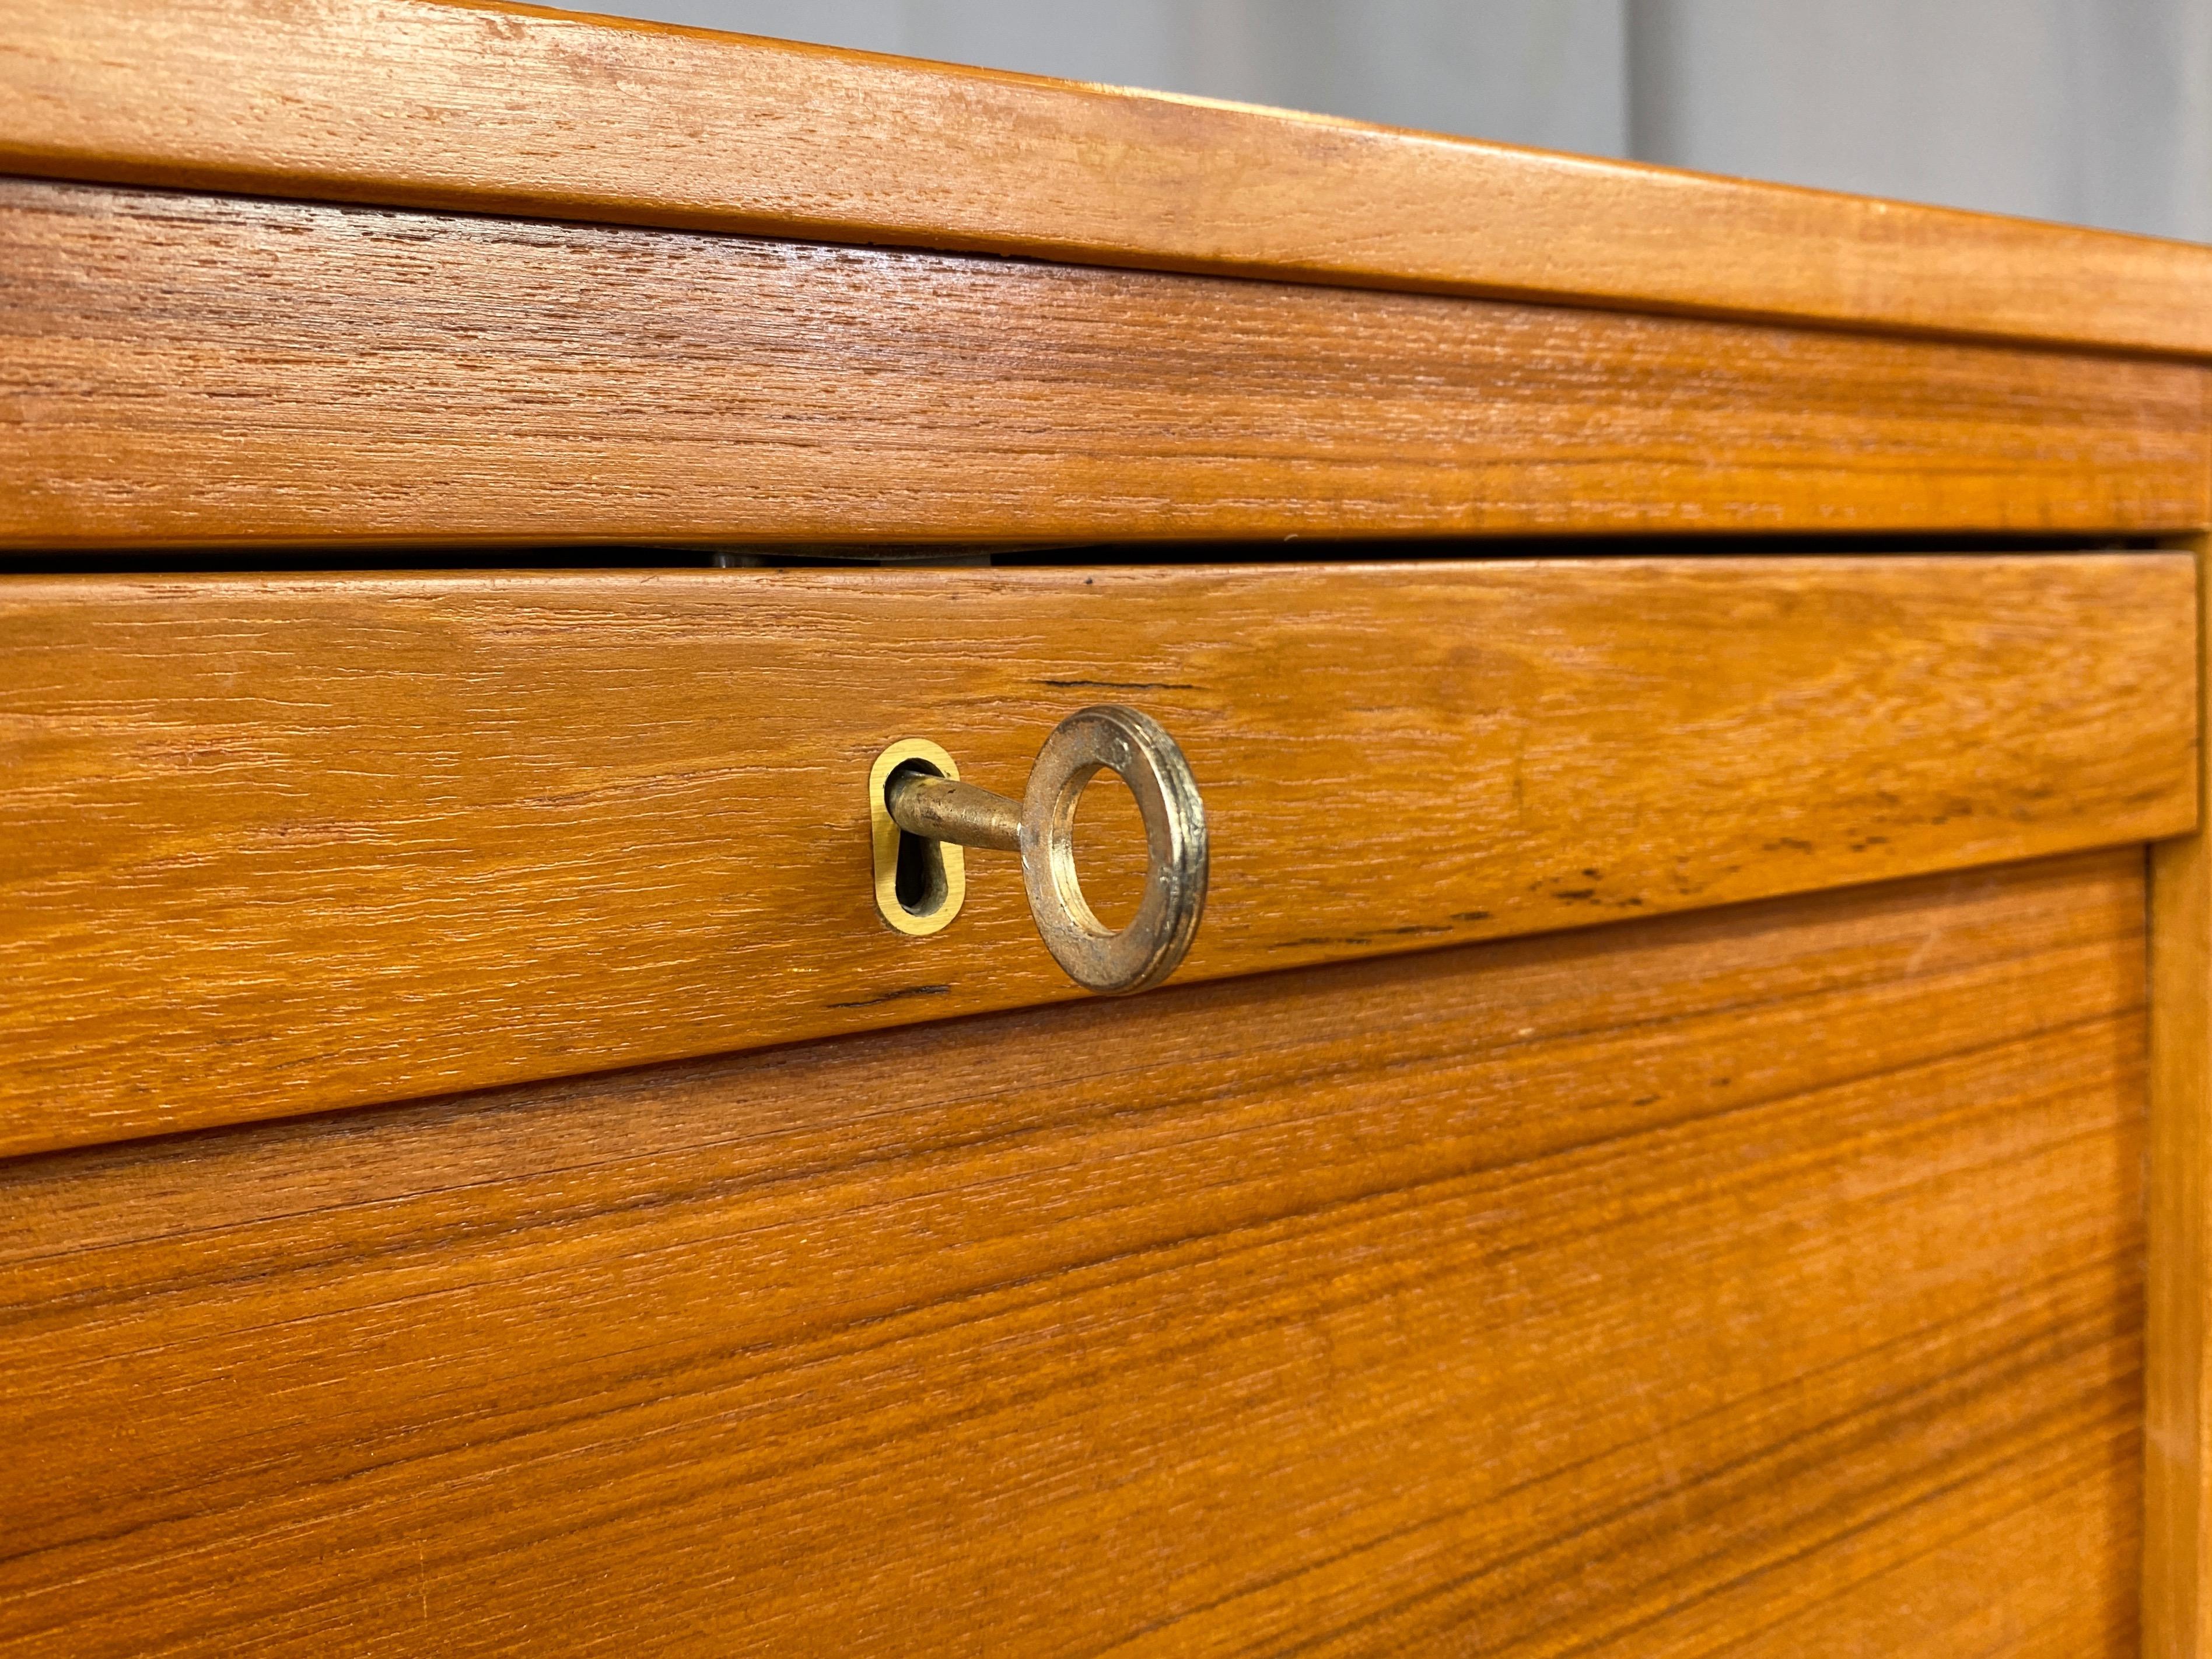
[569,0,2212,243]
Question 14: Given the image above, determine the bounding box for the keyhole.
[887,760,951,919]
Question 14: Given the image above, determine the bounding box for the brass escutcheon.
[867,737,966,936]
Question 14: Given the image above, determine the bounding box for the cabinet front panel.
[0,848,2146,1656]
[4,177,2207,551]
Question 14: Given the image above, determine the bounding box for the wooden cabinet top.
[5,0,2211,360]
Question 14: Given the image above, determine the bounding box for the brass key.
[869,705,1208,995]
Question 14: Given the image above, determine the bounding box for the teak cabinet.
[5,4,2212,1654]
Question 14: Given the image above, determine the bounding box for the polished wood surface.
[0,6,2196,1640]
[0,849,2147,1656]
[4,180,2208,552]
[2149,537,2212,1657]
[2,555,2190,1157]
[2153,815,2211,1657]
[4,0,2211,360]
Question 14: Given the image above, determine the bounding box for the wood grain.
[3,0,2211,362]
[0,849,2149,1656]
[0,555,2192,1158]
[2,179,2207,552]
[2148,534,2212,1657]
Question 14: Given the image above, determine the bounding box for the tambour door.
[0,553,2192,1655]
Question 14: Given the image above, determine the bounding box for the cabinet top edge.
[5,0,2212,361]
